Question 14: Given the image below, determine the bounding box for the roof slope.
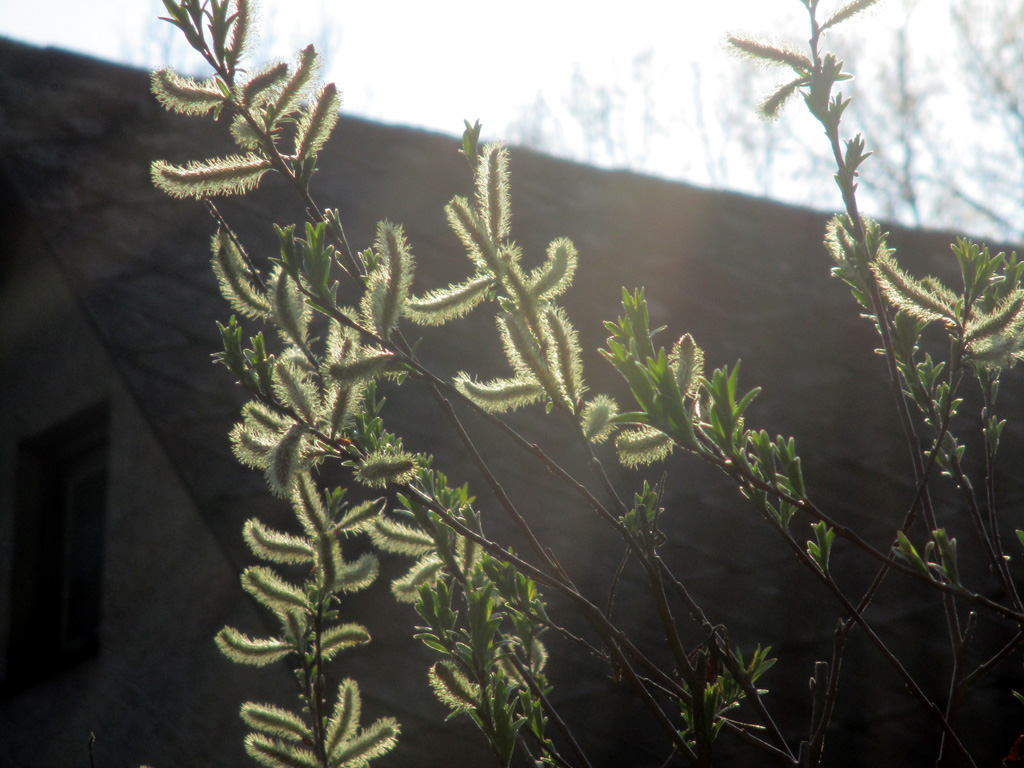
[2,38,1023,766]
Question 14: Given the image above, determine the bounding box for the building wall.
[0,192,290,768]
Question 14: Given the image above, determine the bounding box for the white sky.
[0,1,916,131]
[3,1,990,235]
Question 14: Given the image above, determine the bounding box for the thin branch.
[507,654,596,768]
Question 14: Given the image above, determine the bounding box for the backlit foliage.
[149,1,1024,766]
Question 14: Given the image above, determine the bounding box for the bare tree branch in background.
[506,47,835,211]
[847,0,928,226]
[567,65,622,165]
[502,1,1024,243]
[506,93,568,156]
[629,49,661,169]
[508,50,664,173]
[120,9,207,73]
[690,61,728,188]
[947,0,1024,240]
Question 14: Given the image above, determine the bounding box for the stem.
[311,599,328,767]
[405,483,796,760]
[961,630,1024,690]
[804,624,847,767]
[709,451,1024,622]
[764,508,977,767]
[507,653,596,768]
[711,627,795,762]
[947,453,1022,611]
[421,377,567,582]
[936,616,973,768]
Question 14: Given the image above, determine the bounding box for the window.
[6,402,110,691]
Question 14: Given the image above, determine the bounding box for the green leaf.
[758,77,805,120]
[333,553,380,593]
[390,555,444,603]
[616,425,673,468]
[476,142,511,244]
[446,195,499,273]
[726,35,813,73]
[894,531,933,580]
[266,44,320,126]
[244,733,318,768]
[480,674,525,765]
[543,306,585,409]
[265,423,307,498]
[211,229,271,318]
[429,660,480,711]
[215,627,291,666]
[325,679,362,755]
[871,253,956,326]
[291,471,329,537]
[406,273,496,325]
[932,528,960,587]
[321,624,372,660]
[581,394,620,443]
[499,311,553,394]
[330,718,400,766]
[371,516,435,557]
[271,358,318,424]
[703,363,759,454]
[821,0,880,31]
[294,82,340,161]
[151,154,272,198]
[336,497,385,534]
[528,238,578,302]
[807,522,834,573]
[361,221,415,339]
[453,374,545,413]
[237,60,289,108]
[270,267,311,349]
[328,348,398,384]
[241,566,307,615]
[355,450,418,488]
[241,702,311,742]
[669,333,704,398]
[243,519,315,564]
[777,437,806,498]
[461,119,483,171]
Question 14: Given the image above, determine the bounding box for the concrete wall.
[0,191,291,768]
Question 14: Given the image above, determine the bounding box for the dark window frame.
[5,402,111,693]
